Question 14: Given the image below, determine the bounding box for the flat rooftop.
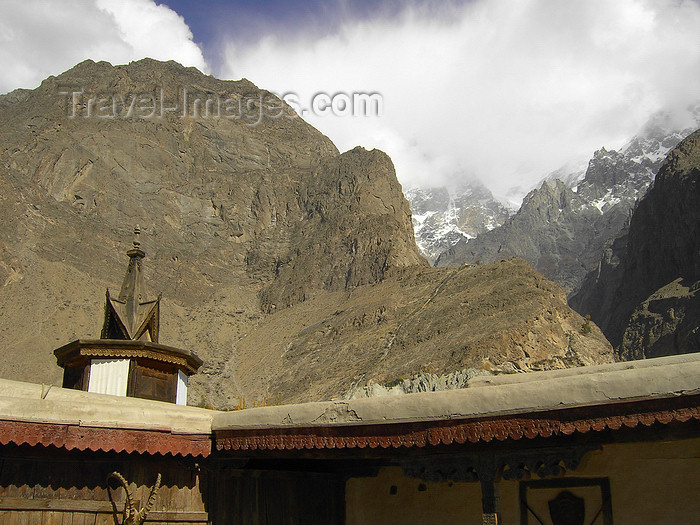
[212,353,700,430]
[0,353,697,437]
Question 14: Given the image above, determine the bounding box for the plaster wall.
[346,466,483,525]
[345,437,700,525]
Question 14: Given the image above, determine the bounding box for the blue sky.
[159,0,449,71]
[159,0,355,66]
[161,0,384,42]
[1,0,699,199]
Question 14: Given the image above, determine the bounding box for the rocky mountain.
[404,182,511,263]
[228,257,614,404]
[0,59,613,408]
[435,109,700,295]
[570,128,700,358]
[0,88,31,110]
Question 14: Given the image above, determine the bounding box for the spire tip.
[133,225,141,249]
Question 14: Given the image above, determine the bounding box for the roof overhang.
[212,353,700,451]
[213,392,700,452]
[0,419,211,457]
[0,378,213,456]
[54,339,203,374]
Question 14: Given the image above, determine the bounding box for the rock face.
[0,88,31,110]
[258,147,425,312]
[230,258,613,404]
[405,182,511,263]
[0,59,613,407]
[434,111,699,295]
[344,367,491,399]
[570,128,700,357]
[617,279,700,360]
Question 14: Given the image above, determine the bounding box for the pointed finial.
[133,224,141,250]
[126,224,145,259]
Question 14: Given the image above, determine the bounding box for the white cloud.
[0,0,206,94]
[2,0,697,201]
[219,0,700,198]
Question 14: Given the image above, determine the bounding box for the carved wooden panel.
[0,454,208,524]
[128,361,176,403]
[0,419,211,456]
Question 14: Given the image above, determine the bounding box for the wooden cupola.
[54,226,202,405]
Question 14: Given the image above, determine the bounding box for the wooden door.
[208,469,345,525]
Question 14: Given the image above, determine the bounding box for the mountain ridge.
[432,109,700,295]
[405,181,511,262]
[0,58,614,407]
[570,128,700,356]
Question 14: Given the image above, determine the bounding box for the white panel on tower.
[176,369,188,406]
[87,358,129,397]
